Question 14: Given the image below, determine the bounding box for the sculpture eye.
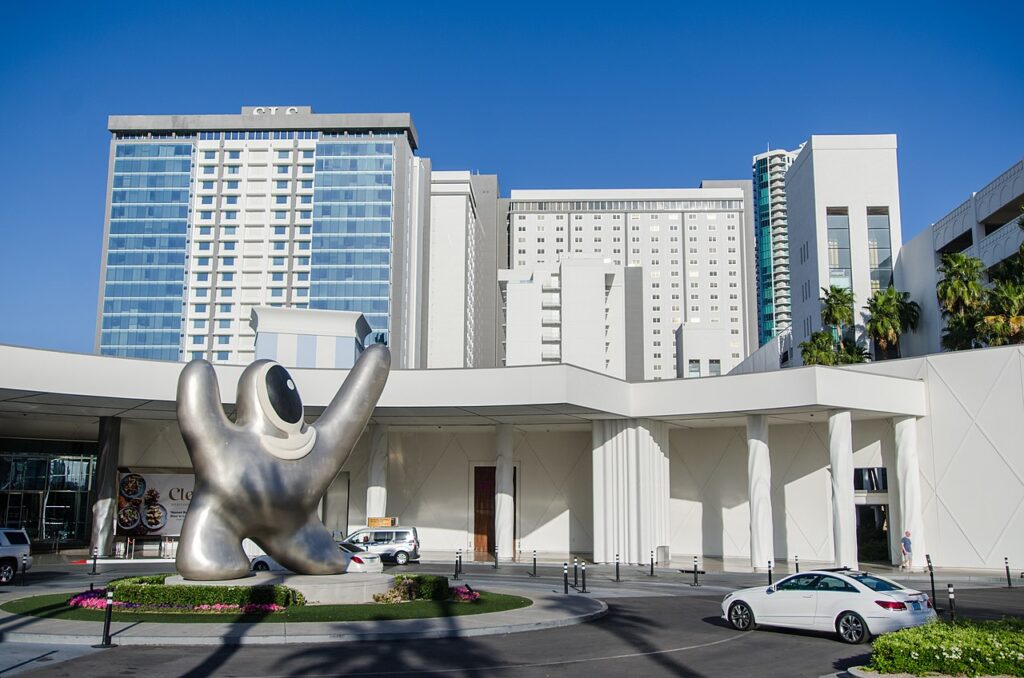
[265,365,303,424]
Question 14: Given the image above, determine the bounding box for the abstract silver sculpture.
[175,344,390,580]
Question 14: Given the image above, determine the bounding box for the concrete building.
[95,106,431,369]
[500,258,645,380]
[752,148,799,346]
[3,341,1023,572]
[507,186,754,380]
[787,135,903,361]
[426,171,501,368]
[898,158,1024,357]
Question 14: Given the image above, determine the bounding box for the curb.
[0,596,608,646]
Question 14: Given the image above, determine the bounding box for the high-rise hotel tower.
[95,106,431,368]
[752,147,798,346]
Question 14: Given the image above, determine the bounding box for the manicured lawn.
[1,591,532,624]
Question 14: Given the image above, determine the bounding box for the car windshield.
[847,572,903,592]
[339,543,365,553]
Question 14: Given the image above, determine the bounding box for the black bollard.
[1006,557,1013,589]
[494,547,499,570]
[532,550,537,578]
[650,550,655,577]
[947,583,956,622]
[454,550,461,580]
[615,553,620,582]
[926,554,936,606]
[90,582,94,592]
[20,554,27,586]
[767,560,773,585]
[563,562,569,595]
[92,590,116,648]
[91,547,99,576]
[795,555,800,573]
[573,557,578,587]
[581,563,588,593]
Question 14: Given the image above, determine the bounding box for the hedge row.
[107,575,305,608]
[869,618,1024,677]
[393,574,449,601]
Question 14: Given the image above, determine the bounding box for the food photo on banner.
[116,473,194,536]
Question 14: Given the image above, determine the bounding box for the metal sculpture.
[174,344,390,580]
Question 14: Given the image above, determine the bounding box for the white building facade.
[898,157,1024,357]
[426,171,500,368]
[96,106,431,369]
[500,259,645,380]
[787,135,903,360]
[507,187,754,380]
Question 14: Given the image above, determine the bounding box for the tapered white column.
[495,424,515,561]
[828,410,858,569]
[747,415,774,570]
[592,419,670,564]
[894,416,927,569]
[366,424,389,519]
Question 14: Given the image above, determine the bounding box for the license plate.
[911,602,921,611]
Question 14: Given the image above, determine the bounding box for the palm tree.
[936,253,985,351]
[800,331,837,366]
[837,339,870,364]
[864,286,921,359]
[820,285,856,347]
[980,281,1024,346]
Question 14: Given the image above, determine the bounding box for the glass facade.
[1,439,97,544]
[100,143,193,360]
[310,141,394,340]
[867,207,893,292]
[826,208,852,289]
[754,156,774,344]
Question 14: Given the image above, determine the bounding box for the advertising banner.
[116,473,194,537]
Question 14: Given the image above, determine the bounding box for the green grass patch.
[1,591,531,624]
[868,618,1024,677]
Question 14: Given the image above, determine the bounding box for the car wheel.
[252,561,269,572]
[836,611,870,644]
[394,551,409,566]
[0,561,15,585]
[728,601,756,631]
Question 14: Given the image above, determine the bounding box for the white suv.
[0,528,32,584]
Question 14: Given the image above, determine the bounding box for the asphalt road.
[3,562,1022,678]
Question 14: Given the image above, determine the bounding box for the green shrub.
[394,574,449,601]
[869,618,1024,677]
[107,575,305,608]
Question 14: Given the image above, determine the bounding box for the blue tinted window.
[203,151,216,160]
[226,181,239,189]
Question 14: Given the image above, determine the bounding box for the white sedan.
[250,543,383,574]
[721,569,936,643]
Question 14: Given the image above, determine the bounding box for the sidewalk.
[0,585,607,647]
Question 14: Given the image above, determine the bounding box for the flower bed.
[68,588,285,614]
[868,618,1024,677]
[107,574,304,608]
[372,574,473,604]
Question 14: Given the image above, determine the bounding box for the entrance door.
[856,504,890,563]
[473,466,495,558]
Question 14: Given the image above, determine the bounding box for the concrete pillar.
[90,416,120,556]
[495,424,515,561]
[365,425,388,519]
[746,414,774,570]
[592,419,670,564]
[894,416,927,569]
[828,410,858,569]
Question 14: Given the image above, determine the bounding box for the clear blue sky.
[1,1,1022,354]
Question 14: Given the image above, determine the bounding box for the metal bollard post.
[615,553,620,582]
[795,555,799,573]
[20,554,27,586]
[494,547,499,570]
[926,554,936,606]
[90,582,95,592]
[947,583,956,622]
[573,557,579,587]
[692,556,700,586]
[454,550,461,580]
[1006,557,1013,588]
[93,590,116,648]
[650,550,655,577]
[581,563,588,593]
[91,547,99,575]
[767,560,773,585]
[563,562,569,595]
[532,550,537,578]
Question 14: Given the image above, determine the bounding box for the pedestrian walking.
[900,531,913,571]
